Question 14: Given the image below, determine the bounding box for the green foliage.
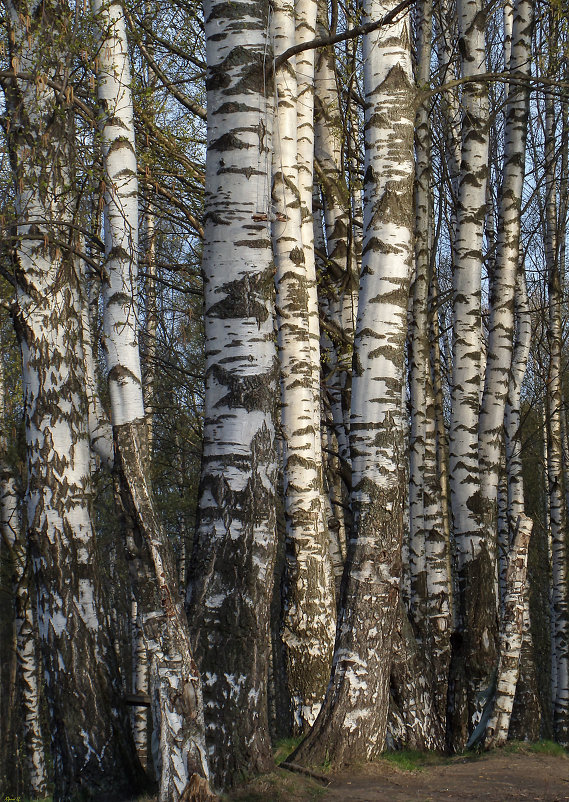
[526,740,567,757]
[274,737,304,765]
[379,749,443,772]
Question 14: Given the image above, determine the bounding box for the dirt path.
[324,752,569,801]
[226,750,569,802]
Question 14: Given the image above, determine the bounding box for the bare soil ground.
[224,748,569,802]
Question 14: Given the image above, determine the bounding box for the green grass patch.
[274,736,304,765]
[499,739,567,758]
[380,749,444,772]
[526,739,567,757]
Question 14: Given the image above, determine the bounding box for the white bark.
[314,0,356,466]
[450,0,488,565]
[544,88,569,744]
[478,0,533,570]
[272,0,336,733]
[408,0,433,644]
[4,3,146,796]
[92,0,145,427]
[485,515,533,746]
[185,0,279,788]
[92,1,211,796]
[448,0,495,743]
[80,266,114,471]
[0,360,46,797]
[294,0,416,764]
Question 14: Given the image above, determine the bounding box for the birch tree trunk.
[485,515,533,747]
[448,0,494,747]
[505,268,541,739]
[408,0,432,647]
[478,0,532,596]
[92,1,213,796]
[472,0,533,744]
[294,0,415,764]
[185,0,279,788]
[0,359,46,797]
[272,0,336,735]
[314,0,356,468]
[544,86,569,745]
[5,4,146,799]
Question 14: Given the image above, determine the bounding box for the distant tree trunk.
[314,0,356,469]
[544,85,569,745]
[92,0,212,797]
[5,3,146,799]
[293,0,415,765]
[185,0,278,789]
[0,359,46,798]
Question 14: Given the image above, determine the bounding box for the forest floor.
[224,742,569,802]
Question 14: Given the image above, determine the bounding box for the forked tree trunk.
[293,0,415,765]
[5,3,146,799]
[92,1,213,797]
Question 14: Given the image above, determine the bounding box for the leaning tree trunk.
[5,3,146,800]
[185,0,279,789]
[293,0,416,766]
[92,1,213,798]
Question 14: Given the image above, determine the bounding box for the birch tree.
[0,353,46,797]
[185,0,279,787]
[272,0,336,734]
[447,0,494,745]
[476,0,534,745]
[544,79,569,745]
[3,2,146,797]
[91,0,213,797]
[294,0,416,764]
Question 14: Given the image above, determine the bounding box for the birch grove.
[3,0,569,798]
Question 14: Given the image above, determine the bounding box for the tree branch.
[272,0,415,72]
